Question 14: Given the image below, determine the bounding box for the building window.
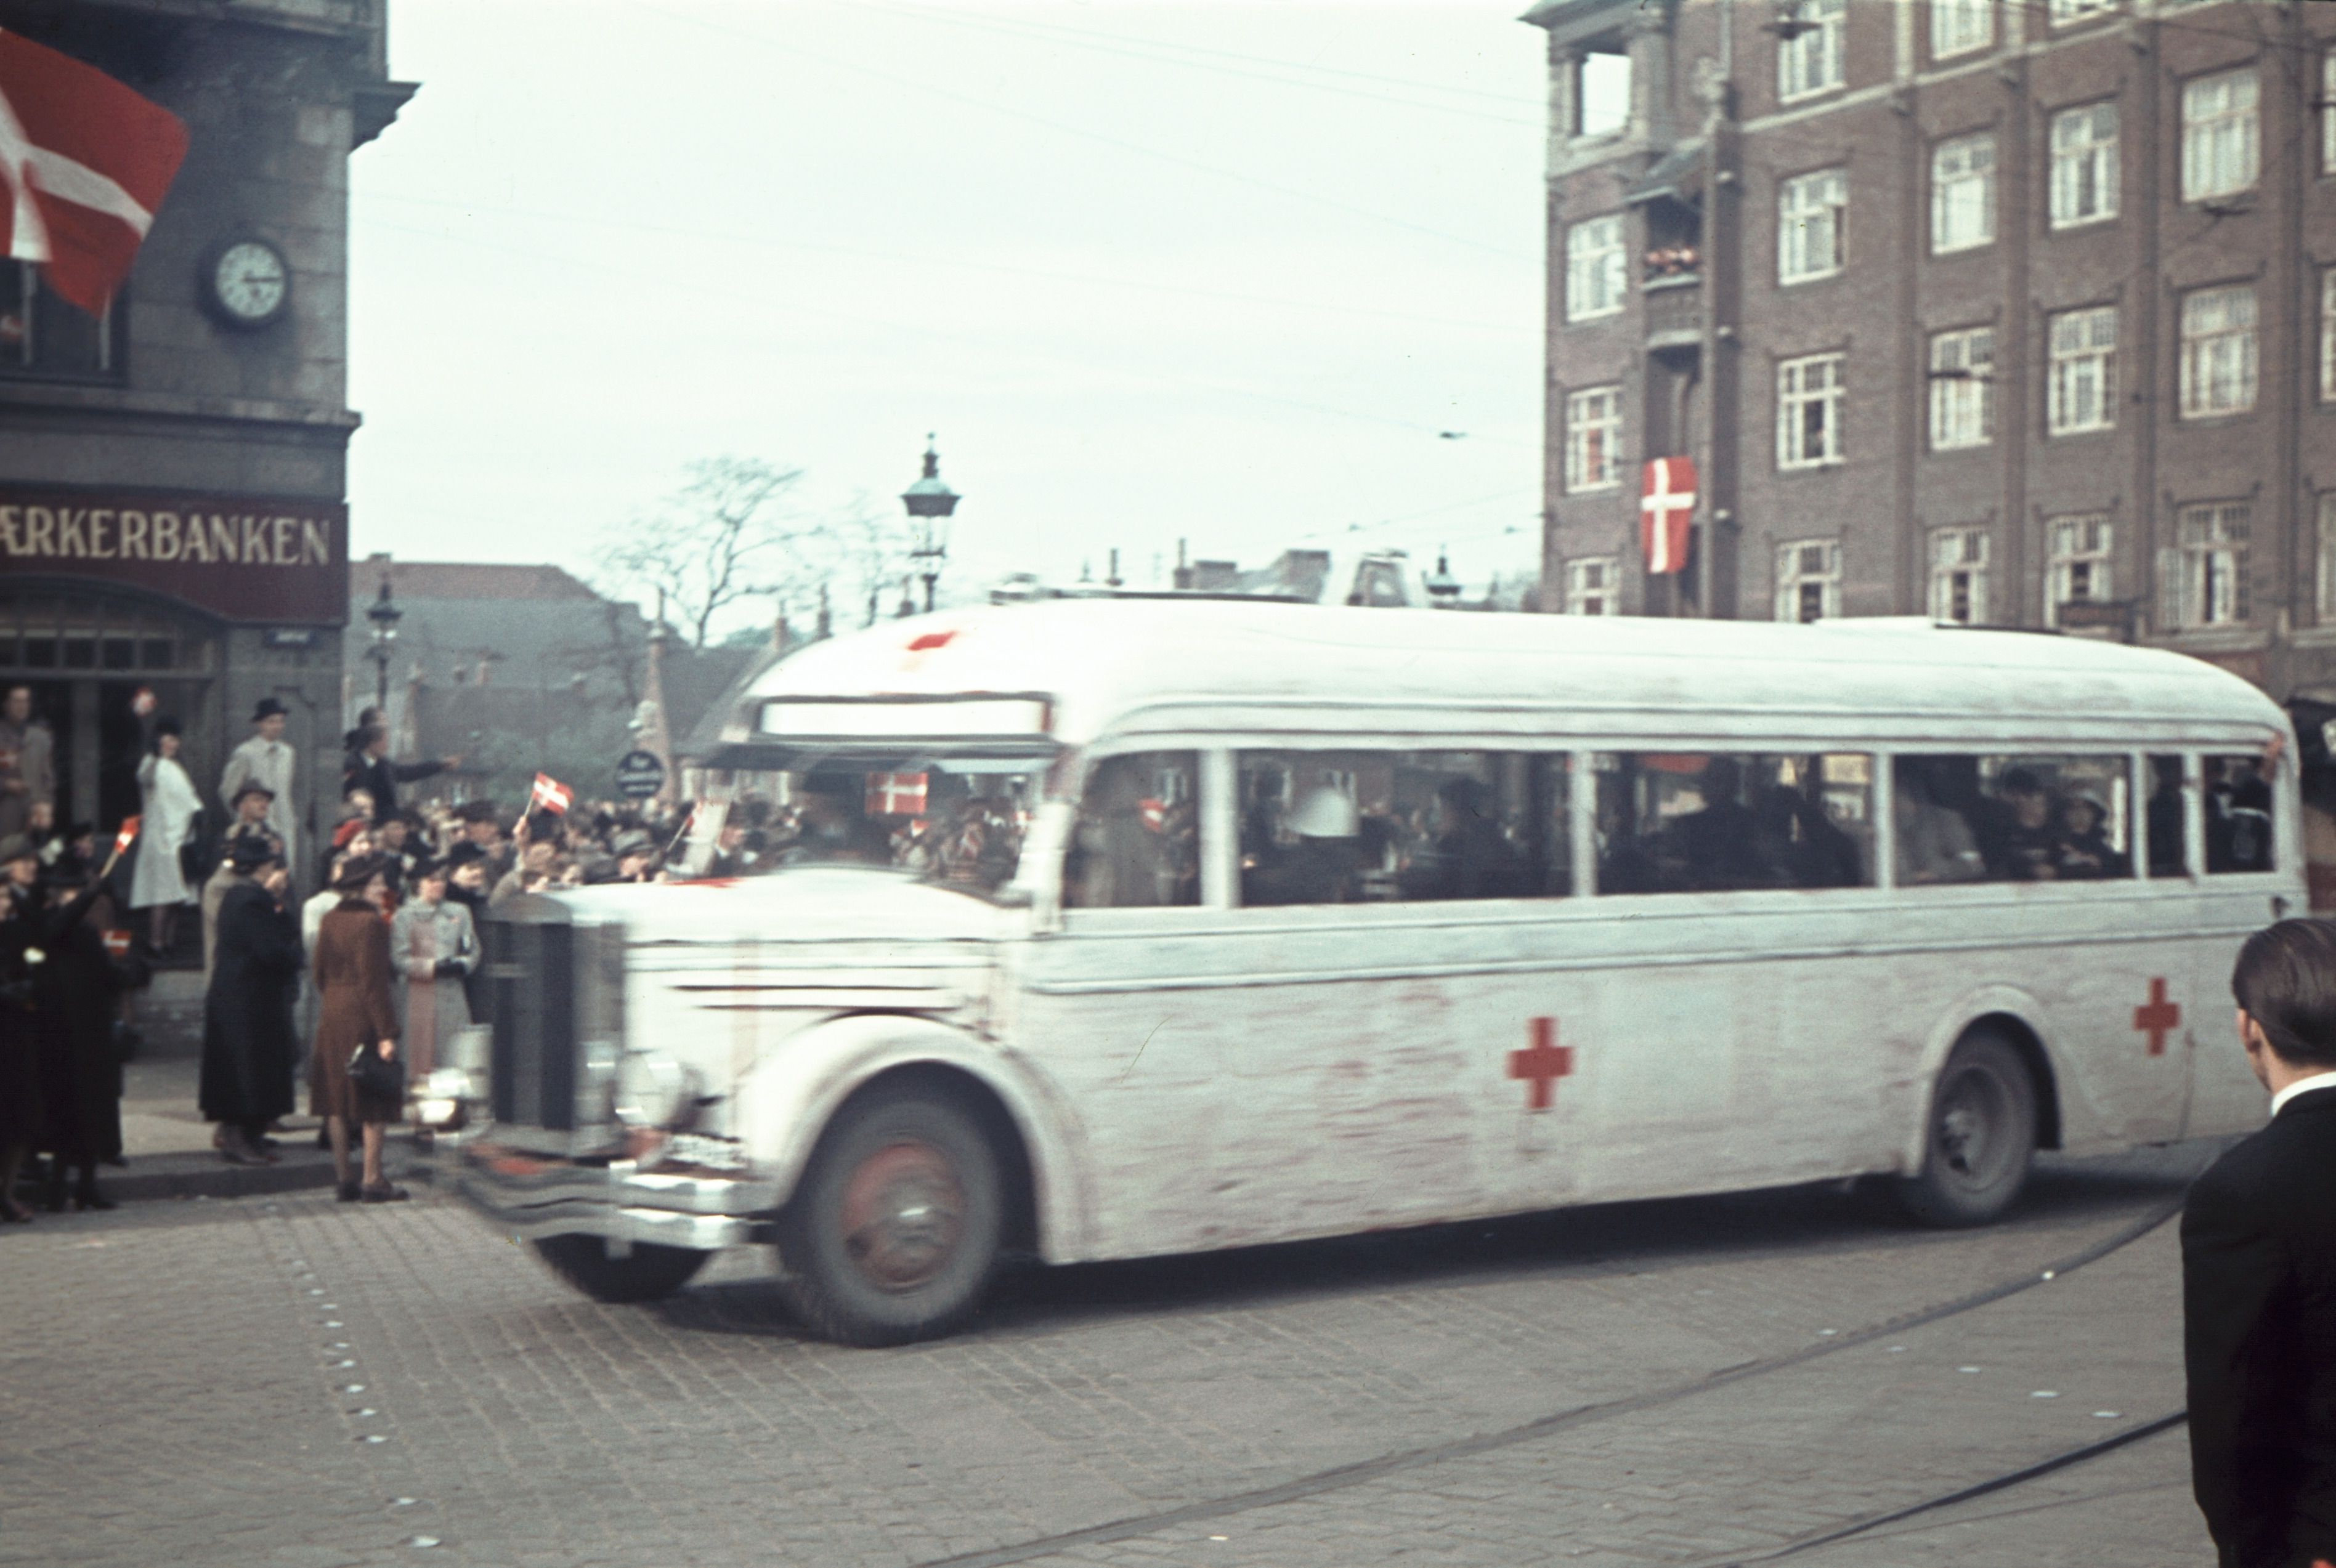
[1565,557,1621,616]
[2048,306,2117,435]
[2324,51,2336,176]
[1929,528,1990,624]
[2167,502,2250,628]
[2319,494,2336,624]
[1564,386,1624,492]
[1565,214,1627,322]
[1931,0,1992,60]
[1929,326,1994,450]
[1776,539,1842,623]
[2048,0,2117,24]
[2048,515,2112,627]
[2182,70,2258,203]
[2049,102,2118,228]
[1777,353,1846,470]
[2322,269,2336,405]
[0,262,123,382]
[1778,168,1846,283]
[2179,285,2258,419]
[1931,133,1996,254]
[1778,0,1846,101]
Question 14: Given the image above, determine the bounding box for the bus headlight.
[614,1048,691,1130]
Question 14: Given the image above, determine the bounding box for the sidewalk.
[12,971,429,1206]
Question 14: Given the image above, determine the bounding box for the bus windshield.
[765,757,1040,893]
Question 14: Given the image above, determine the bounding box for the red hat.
[332,818,368,851]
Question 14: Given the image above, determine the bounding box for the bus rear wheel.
[1894,1032,2037,1227]
[776,1086,1004,1347]
[533,1234,710,1303]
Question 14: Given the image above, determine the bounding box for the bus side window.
[1063,751,1201,908]
[1235,750,1561,906]
[1596,753,1872,894]
[2205,753,2276,873]
[2146,755,2187,878]
[1897,754,2131,884]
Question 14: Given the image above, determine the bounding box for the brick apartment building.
[1528,0,2336,697]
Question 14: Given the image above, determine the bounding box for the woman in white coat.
[388,857,477,1086]
[131,719,201,954]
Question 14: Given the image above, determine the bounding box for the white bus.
[451,602,2300,1344]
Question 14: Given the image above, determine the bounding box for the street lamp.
[900,433,960,615]
[364,576,402,714]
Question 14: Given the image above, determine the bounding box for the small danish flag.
[866,772,928,817]
[1641,456,1697,576]
[530,772,573,814]
[112,814,139,853]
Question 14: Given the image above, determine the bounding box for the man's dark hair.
[2231,918,2336,1068]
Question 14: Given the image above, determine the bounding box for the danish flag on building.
[0,31,190,317]
[530,772,573,815]
[1640,456,1697,576]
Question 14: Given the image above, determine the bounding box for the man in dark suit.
[2185,918,2336,1568]
[341,724,460,827]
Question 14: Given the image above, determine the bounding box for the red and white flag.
[1640,456,1697,576]
[112,814,139,853]
[0,31,190,317]
[530,772,573,814]
[866,772,928,817]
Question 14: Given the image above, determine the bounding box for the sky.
[344,1,1560,634]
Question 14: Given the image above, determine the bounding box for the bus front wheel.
[1894,1032,2038,1227]
[775,1085,1004,1347]
[533,1234,711,1303]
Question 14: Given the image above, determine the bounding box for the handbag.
[348,1040,407,1104]
[177,810,219,885]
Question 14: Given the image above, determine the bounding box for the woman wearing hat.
[311,853,407,1202]
[129,719,201,956]
[388,856,476,1102]
[200,837,302,1166]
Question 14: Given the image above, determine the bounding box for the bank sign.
[0,485,348,624]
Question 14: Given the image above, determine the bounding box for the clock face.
[211,240,288,323]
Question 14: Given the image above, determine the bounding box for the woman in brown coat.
[310,853,407,1203]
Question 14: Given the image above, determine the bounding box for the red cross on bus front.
[2133,977,2181,1057]
[1509,1016,1574,1110]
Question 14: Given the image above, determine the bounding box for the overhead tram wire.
[354,192,1527,337]
[354,217,1537,448]
[829,0,1546,127]
[835,0,1548,110]
[637,3,1543,268]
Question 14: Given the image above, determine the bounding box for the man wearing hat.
[0,685,56,843]
[200,835,301,1168]
[221,698,298,879]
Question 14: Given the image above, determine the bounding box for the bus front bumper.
[452,1140,782,1252]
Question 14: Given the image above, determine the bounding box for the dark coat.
[343,751,447,826]
[2183,1084,2336,1567]
[0,888,40,1147]
[310,901,401,1123]
[29,882,123,1162]
[198,879,303,1126]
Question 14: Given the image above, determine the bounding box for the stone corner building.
[0,0,409,847]
[1527,0,2335,698]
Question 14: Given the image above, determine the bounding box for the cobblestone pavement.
[1,1145,2219,1567]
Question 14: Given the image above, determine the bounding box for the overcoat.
[388,895,476,1080]
[310,901,401,1123]
[198,879,303,1126]
[0,889,39,1149]
[129,754,201,910]
[28,881,123,1163]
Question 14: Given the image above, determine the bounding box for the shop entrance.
[0,589,217,835]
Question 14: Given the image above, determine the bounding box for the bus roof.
[728,600,2286,753]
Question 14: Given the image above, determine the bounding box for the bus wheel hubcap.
[1936,1074,2001,1182]
[839,1141,965,1291]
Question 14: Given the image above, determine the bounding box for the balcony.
[1642,263,1703,353]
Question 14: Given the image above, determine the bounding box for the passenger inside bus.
[1596,752,1872,894]
[1894,754,2139,883]
[1065,751,1199,908]
[2206,753,2276,872]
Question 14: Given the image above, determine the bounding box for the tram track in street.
[909,1190,2191,1568]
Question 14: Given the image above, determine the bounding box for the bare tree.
[598,457,814,650]
[831,493,917,629]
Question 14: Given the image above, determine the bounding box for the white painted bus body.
[519,602,2300,1266]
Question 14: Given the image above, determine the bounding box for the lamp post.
[364,576,402,715]
[1424,549,1462,609]
[900,434,960,614]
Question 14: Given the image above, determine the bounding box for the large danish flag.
[1640,456,1697,576]
[0,31,189,317]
